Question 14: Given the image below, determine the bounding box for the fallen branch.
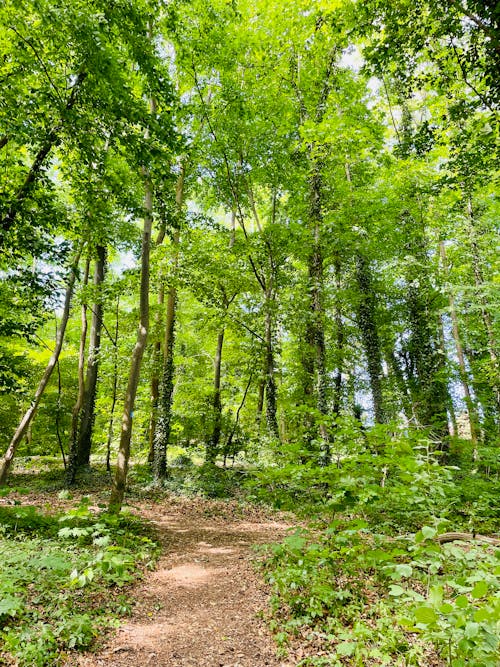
[436,532,500,546]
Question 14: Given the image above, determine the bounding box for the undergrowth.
[0,496,159,666]
[253,428,500,666]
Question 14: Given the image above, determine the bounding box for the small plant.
[0,500,159,666]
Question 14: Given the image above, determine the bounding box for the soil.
[67,496,294,667]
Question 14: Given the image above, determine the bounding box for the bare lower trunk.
[0,243,84,485]
[109,163,153,512]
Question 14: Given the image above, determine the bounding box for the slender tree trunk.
[207,329,225,463]
[66,257,90,485]
[148,337,161,463]
[305,161,330,462]
[153,166,185,481]
[148,220,168,462]
[109,99,154,510]
[437,313,458,439]
[153,281,176,479]
[0,243,84,485]
[332,259,344,421]
[106,297,120,473]
[440,242,480,445]
[355,254,386,424]
[75,244,106,467]
[256,379,265,431]
[224,371,253,465]
[386,348,413,422]
[264,294,280,439]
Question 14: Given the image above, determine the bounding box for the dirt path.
[72,496,294,667]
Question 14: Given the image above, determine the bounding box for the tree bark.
[109,111,154,511]
[355,254,386,424]
[153,165,185,481]
[264,294,280,439]
[0,242,84,485]
[66,257,90,485]
[256,378,265,431]
[147,219,168,462]
[106,297,120,473]
[440,241,480,445]
[75,244,106,468]
[305,161,330,462]
[207,329,225,463]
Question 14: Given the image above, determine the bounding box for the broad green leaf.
[413,606,437,624]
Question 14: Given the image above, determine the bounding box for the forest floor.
[65,494,295,667]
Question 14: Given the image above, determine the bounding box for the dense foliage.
[0,0,498,664]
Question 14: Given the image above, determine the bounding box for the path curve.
[72,497,293,667]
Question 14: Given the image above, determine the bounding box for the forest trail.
[71,496,293,667]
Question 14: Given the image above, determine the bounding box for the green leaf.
[0,596,24,618]
[389,584,406,597]
[421,526,437,540]
[471,580,488,599]
[393,563,413,579]
[464,622,480,639]
[474,608,492,622]
[413,606,438,624]
[455,595,469,609]
[336,641,357,657]
[429,584,443,605]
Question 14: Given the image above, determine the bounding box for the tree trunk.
[440,242,480,445]
[153,165,185,481]
[66,257,90,485]
[153,278,177,480]
[106,297,120,473]
[109,128,154,511]
[332,259,344,421]
[75,244,106,468]
[148,220,168,462]
[264,295,280,439]
[207,329,225,463]
[305,161,329,462]
[355,253,386,424]
[256,378,265,430]
[385,347,413,422]
[0,242,84,485]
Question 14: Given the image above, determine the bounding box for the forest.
[0,0,499,665]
